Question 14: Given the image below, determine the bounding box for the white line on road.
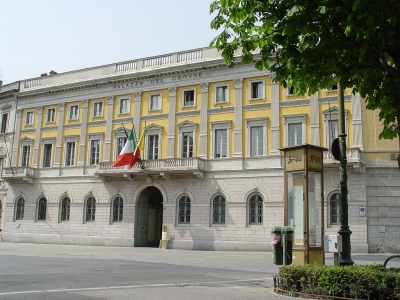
[0,278,273,296]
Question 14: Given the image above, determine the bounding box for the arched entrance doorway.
[135,186,163,247]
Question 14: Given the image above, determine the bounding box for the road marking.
[0,278,272,296]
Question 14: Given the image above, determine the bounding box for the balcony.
[323,147,364,172]
[95,157,206,181]
[2,167,37,183]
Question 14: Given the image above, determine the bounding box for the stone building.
[1,47,398,252]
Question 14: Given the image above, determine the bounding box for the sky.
[0,0,218,85]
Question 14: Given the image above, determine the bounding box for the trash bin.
[271,226,293,265]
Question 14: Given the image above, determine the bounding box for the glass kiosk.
[281,144,327,265]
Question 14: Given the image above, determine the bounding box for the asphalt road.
[0,242,393,300]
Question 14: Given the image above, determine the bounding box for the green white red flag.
[113,128,136,168]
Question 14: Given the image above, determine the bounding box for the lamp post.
[337,81,354,266]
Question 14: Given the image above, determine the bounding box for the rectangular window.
[1,113,8,133]
[215,129,227,158]
[328,120,339,146]
[47,108,55,123]
[66,142,76,166]
[43,144,52,168]
[182,132,193,158]
[116,137,127,158]
[69,105,78,120]
[94,102,103,117]
[251,82,263,99]
[26,111,33,125]
[183,90,194,107]
[150,94,161,110]
[289,123,302,146]
[119,98,129,114]
[148,135,159,160]
[250,126,263,156]
[287,86,295,95]
[90,140,100,165]
[216,86,228,103]
[22,145,30,167]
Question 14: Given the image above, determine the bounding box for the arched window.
[249,194,263,225]
[60,197,71,221]
[15,197,25,220]
[112,196,123,222]
[330,193,341,225]
[212,195,226,224]
[178,196,190,224]
[37,197,47,221]
[85,196,96,222]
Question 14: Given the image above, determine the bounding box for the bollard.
[160,225,167,249]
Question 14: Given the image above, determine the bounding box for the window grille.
[212,195,226,224]
[86,197,96,222]
[178,196,191,224]
[61,197,70,221]
[113,197,123,222]
[249,194,263,225]
[330,193,341,225]
[15,197,25,220]
[37,197,47,221]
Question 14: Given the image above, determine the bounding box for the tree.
[210,0,400,166]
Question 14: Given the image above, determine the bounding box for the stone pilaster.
[134,92,142,137]
[103,96,115,162]
[351,92,363,149]
[199,83,209,158]
[54,103,65,168]
[11,108,22,166]
[32,106,43,168]
[269,75,280,155]
[233,78,243,157]
[77,99,89,166]
[310,92,320,146]
[167,87,177,158]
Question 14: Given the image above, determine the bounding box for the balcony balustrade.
[2,167,36,183]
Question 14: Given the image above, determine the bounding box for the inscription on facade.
[113,72,203,90]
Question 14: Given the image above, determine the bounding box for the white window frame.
[41,138,55,168]
[177,121,197,158]
[64,135,78,167]
[93,100,104,118]
[145,124,162,160]
[246,118,267,157]
[214,83,230,105]
[114,127,129,159]
[323,107,348,147]
[88,133,103,165]
[0,112,9,133]
[149,93,162,111]
[20,137,33,167]
[211,121,231,159]
[248,79,265,101]
[285,86,295,99]
[181,88,196,108]
[118,97,130,115]
[283,114,307,147]
[46,107,56,123]
[25,110,34,126]
[68,104,79,120]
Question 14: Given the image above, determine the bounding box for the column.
[11,108,22,166]
[133,92,142,137]
[53,103,65,168]
[32,106,43,168]
[351,92,363,149]
[233,78,243,157]
[103,96,114,162]
[310,92,320,146]
[199,82,209,158]
[77,99,89,166]
[270,75,280,155]
[167,87,177,158]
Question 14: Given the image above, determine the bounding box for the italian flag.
[113,129,136,168]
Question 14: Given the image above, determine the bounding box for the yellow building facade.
[1,47,398,252]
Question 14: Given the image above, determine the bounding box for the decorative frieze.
[242,103,271,111]
[280,99,310,107]
[207,107,235,114]
[87,121,107,127]
[319,95,351,104]
[63,123,82,130]
[175,111,200,118]
[113,118,134,125]
[140,114,169,121]
[20,129,36,134]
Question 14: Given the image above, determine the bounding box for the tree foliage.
[210,0,400,142]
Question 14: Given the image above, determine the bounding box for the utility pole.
[337,81,354,266]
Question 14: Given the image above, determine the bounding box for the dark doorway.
[135,186,163,247]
